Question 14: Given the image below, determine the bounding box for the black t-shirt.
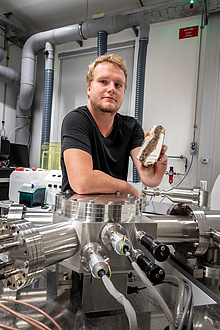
[61,106,144,192]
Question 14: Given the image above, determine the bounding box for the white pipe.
[44,42,54,71]
[19,24,81,111]
[0,65,20,89]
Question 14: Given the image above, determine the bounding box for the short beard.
[90,100,118,114]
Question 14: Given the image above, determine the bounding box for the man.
[61,53,167,197]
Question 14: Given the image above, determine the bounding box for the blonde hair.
[86,53,127,90]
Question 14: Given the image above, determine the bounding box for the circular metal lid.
[55,192,142,223]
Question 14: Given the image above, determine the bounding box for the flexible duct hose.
[135,38,148,126]
[41,68,54,145]
[101,274,139,330]
[133,38,149,182]
[97,31,108,57]
[131,261,174,330]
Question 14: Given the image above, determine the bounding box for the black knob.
[137,255,165,285]
[140,235,170,262]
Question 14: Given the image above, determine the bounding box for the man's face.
[87,62,126,114]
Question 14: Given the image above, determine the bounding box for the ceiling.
[0,0,167,35]
[0,0,216,48]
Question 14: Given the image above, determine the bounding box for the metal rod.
[0,240,23,253]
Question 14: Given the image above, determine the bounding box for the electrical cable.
[0,324,18,330]
[8,124,31,146]
[165,276,185,328]
[0,303,50,330]
[0,47,9,139]
[139,0,144,7]
[177,280,193,330]
[146,195,156,212]
[101,274,139,330]
[0,298,62,330]
[164,276,194,330]
[186,295,194,330]
[131,261,174,330]
[192,14,205,142]
[123,246,134,264]
[106,262,112,279]
[85,0,89,21]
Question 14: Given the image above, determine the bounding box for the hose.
[176,155,194,187]
[41,68,54,145]
[41,41,54,146]
[133,37,149,183]
[101,274,139,330]
[165,275,185,328]
[131,261,174,330]
[97,31,108,57]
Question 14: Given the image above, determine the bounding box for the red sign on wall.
[179,26,199,39]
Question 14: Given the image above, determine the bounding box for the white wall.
[197,12,220,192]
[144,16,204,191]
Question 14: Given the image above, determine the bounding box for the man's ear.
[87,83,91,97]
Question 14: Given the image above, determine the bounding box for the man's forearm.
[69,169,140,197]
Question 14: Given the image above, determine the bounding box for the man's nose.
[107,81,116,92]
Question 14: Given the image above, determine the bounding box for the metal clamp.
[171,203,210,256]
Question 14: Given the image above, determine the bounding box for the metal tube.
[144,209,220,244]
[38,223,78,266]
[144,214,198,244]
[0,240,23,253]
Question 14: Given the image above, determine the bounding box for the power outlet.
[201,157,210,164]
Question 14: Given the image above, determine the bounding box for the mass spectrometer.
[0,191,220,329]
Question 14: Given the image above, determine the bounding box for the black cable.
[139,0,144,7]
[126,254,134,264]
[0,274,5,280]
[123,246,134,264]
[123,246,129,254]
[97,269,106,278]
[127,286,147,294]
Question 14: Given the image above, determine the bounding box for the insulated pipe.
[0,66,25,143]
[97,31,108,57]
[19,24,81,111]
[0,65,20,90]
[14,95,31,145]
[41,42,54,145]
[19,12,150,111]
